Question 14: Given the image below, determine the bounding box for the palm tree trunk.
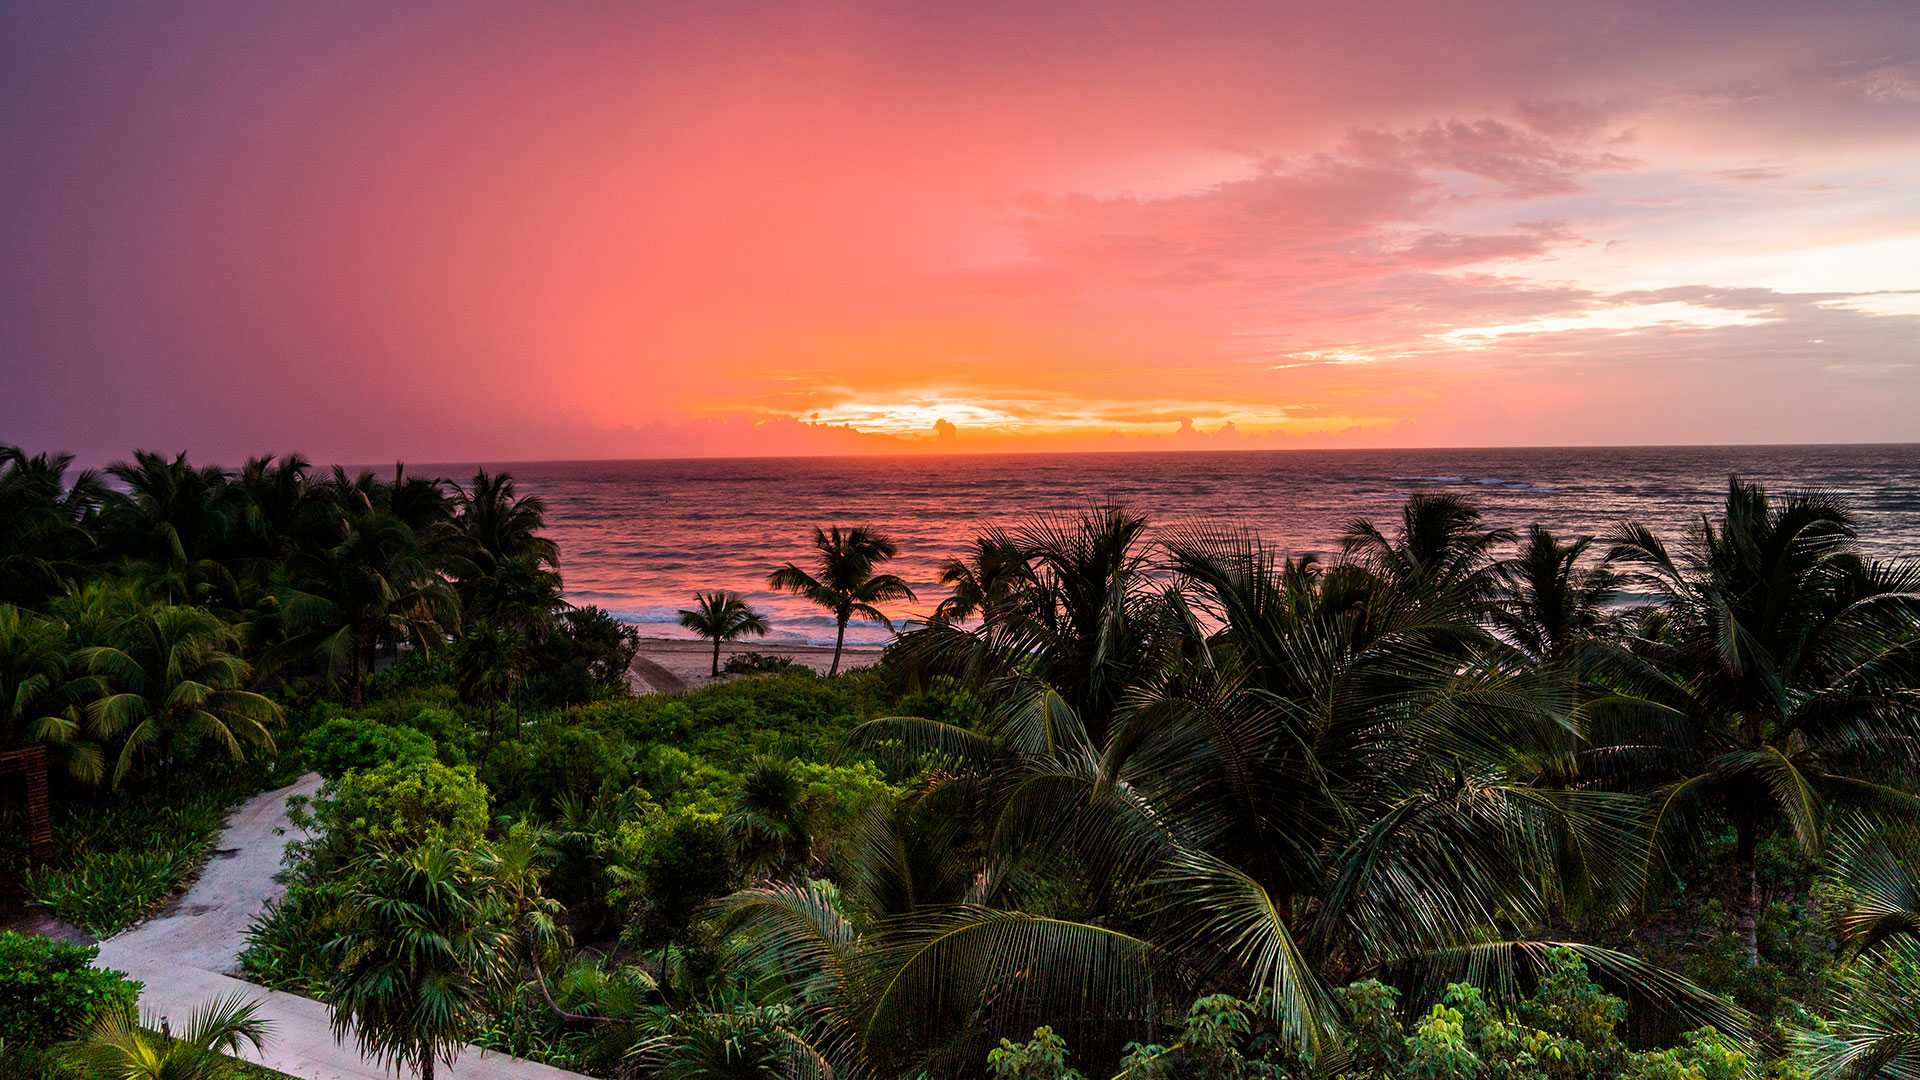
[351,630,366,707]
[830,618,847,676]
[420,1052,433,1080]
[711,637,721,677]
[1734,817,1761,968]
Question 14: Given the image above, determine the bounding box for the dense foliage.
[0,932,139,1049]
[7,440,1920,1080]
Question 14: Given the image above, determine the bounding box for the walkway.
[94,773,584,1079]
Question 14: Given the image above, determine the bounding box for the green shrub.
[605,806,738,948]
[721,651,808,676]
[238,876,349,996]
[482,719,636,815]
[0,932,139,1049]
[301,717,436,778]
[302,759,489,863]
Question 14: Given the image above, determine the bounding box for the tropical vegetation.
[5,439,1920,1080]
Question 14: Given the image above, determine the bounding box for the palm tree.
[77,604,283,789]
[1492,526,1621,661]
[273,503,460,705]
[0,604,100,784]
[323,842,518,1080]
[768,527,915,676]
[455,468,558,571]
[62,992,271,1080]
[455,619,526,756]
[98,450,242,607]
[1793,813,1920,1077]
[1597,478,1920,967]
[679,591,771,676]
[726,504,1738,1077]
[0,444,105,605]
[933,531,1032,624]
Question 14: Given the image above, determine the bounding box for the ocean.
[452,446,1920,647]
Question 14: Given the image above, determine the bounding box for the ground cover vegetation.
[4,441,1920,1079]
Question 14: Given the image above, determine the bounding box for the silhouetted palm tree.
[768,527,914,675]
[0,445,105,605]
[1493,526,1620,661]
[678,591,771,676]
[1597,478,1920,966]
[933,531,1032,624]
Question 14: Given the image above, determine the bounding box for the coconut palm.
[0,444,105,605]
[273,504,460,705]
[324,842,518,1080]
[733,505,1735,1077]
[933,531,1032,624]
[1596,478,1920,966]
[62,991,271,1080]
[98,450,242,607]
[679,591,771,676]
[0,604,100,783]
[1793,813,1920,1077]
[1492,526,1621,661]
[76,604,283,789]
[768,528,915,676]
[455,468,558,571]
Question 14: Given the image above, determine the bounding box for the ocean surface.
[439,446,1920,647]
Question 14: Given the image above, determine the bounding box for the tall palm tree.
[77,604,283,789]
[324,842,518,1080]
[678,591,771,676]
[1597,478,1920,966]
[1492,526,1621,662]
[62,992,271,1080]
[768,527,915,676]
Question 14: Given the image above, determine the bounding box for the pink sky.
[3,2,1917,464]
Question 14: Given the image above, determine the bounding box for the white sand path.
[93,773,584,1079]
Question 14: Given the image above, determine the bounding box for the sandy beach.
[625,636,884,693]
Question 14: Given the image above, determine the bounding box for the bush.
[301,717,436,779]
[721,651,807,676]
[482,720,637,816]
[605,807,738,948]
[0,932,139,1049]
[302,759,490,863]
[522,605,642,707]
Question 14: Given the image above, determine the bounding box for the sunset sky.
[3,2,1917,464]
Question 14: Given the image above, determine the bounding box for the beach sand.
[625,636,883,693]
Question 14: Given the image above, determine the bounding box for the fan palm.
[323,841,519,1080]
[1794,813,1920,1078]
[1596,478,1920,966]
[680,591,772,676]
[61,991,271,1080]
[76,604,282,789]
[768,528,915,676]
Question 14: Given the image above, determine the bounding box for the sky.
[3,2,1917,465]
